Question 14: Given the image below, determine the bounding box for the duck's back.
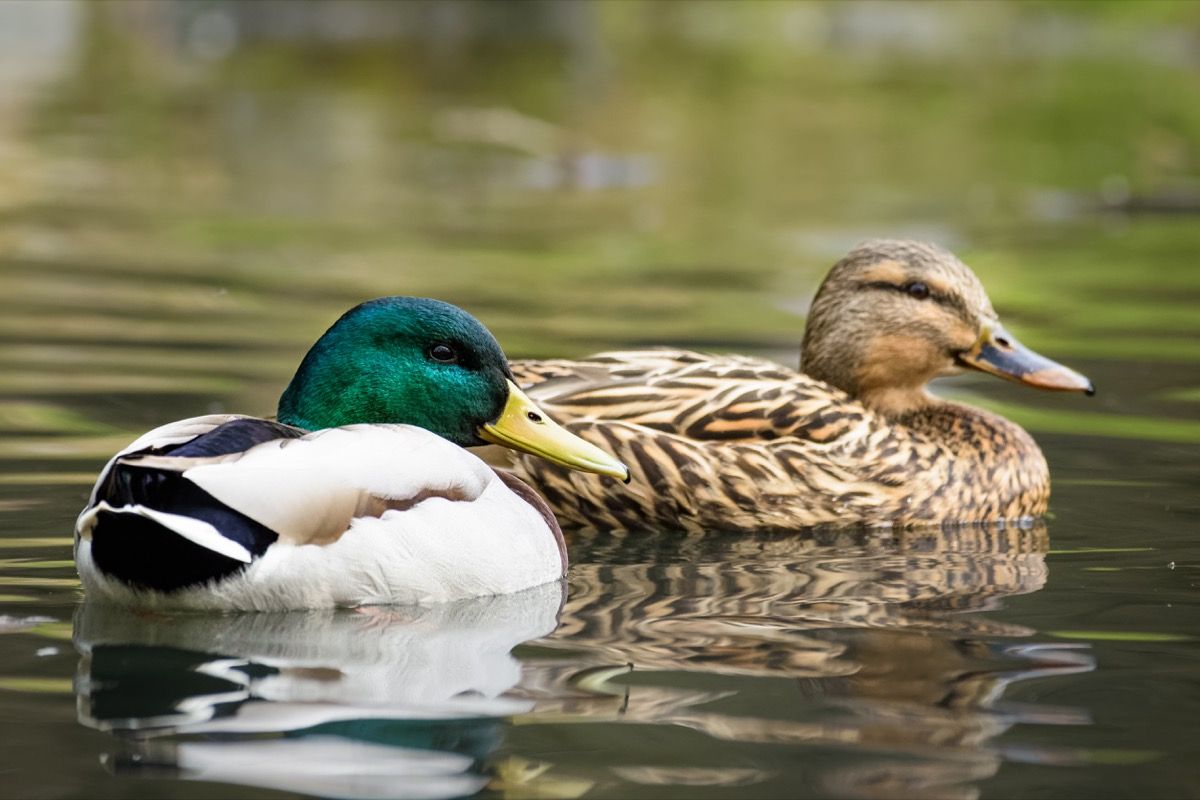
[506,350,1049,530]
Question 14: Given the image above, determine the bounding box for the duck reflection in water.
[73,582,565,800]
[514,523,1095,800]
[74,523,1095,800]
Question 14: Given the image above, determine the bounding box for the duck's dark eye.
[427,343,457,363]
[905,282,931,300]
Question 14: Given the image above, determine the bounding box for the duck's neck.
[856,385,937,419]
[801,362,940,419]
[801,339,943,420]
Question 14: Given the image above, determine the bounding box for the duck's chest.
[897,405,1051,521]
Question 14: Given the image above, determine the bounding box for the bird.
[500,240,1093,531]
[74,297,629,610]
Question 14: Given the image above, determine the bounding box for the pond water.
[1,3,1199,799]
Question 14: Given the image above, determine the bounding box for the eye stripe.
[861,279,945,300]
[860,279,968,313]
[857,279,979,330]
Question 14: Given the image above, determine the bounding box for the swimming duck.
[75,297,629,610]
[501,240,1092,531]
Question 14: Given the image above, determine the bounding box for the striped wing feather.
[508,349,1049,530]
[512,349,794,390]
[507,351,954,531]
[513,350,846,442]
[511,417,944,532]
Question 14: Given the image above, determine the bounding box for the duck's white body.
[75,415,566,611]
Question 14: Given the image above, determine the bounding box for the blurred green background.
[1,1,1198,441]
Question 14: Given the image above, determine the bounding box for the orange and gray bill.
[957,324,1094,395]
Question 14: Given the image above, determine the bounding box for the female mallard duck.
[75,297,629,610]
[501,240,1092,531]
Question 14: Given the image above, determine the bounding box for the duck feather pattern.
[504,349,1049,531]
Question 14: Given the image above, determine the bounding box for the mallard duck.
[75,297,629,610]
[501,240,1092,531]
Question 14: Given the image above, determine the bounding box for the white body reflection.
[73,581,565,800]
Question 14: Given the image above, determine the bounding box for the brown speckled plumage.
[501,240,1088,531]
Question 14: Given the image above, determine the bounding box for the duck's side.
[504,351,1049,531]
[76,416,566,610]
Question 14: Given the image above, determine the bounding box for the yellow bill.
[479,380,631,482]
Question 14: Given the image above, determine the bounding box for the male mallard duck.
[502,240,1092,531]
[75,297,629,610]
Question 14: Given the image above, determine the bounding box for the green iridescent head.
[277,297,629,481]
[278,297,512,444]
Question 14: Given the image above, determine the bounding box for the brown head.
[800,240,1093,417]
